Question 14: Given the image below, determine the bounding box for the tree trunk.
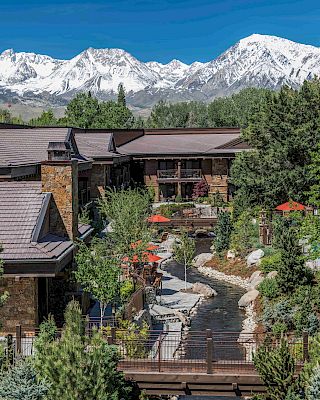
[100,302,107,328]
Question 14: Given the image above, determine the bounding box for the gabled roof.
[74,131,120,159]
[0,182,74,265]
[118,127,247,156]
[0,127,71,167]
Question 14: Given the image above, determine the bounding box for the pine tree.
[65,92,100,128]
[34,300,133,400]
[214,211,233,256]
[253,339,299,400]
[277,226,312,293]
[0,358,48,400]
[117,83,126,107]
[306,366,320,400]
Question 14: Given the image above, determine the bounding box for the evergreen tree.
[65,92,100,128]
[34,300,132,400]
[117,83,126,107]
[214,211,233,256]
[277,226,312,293]
[307,143,320,208]
[231,79,320,211]
[230,211,258,257]
[29,109,58,126]
[307,366,320,400]
[0,358,48,400]
[253,339,299,400]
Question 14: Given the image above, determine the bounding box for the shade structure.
[130,240,159,251]
[275,201,305,211]
[148,214,171,223]
[123,252,162,263]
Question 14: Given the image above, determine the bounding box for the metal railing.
[157,169,202,180]
[4,328,309,375]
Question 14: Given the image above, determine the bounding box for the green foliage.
[105,320,149,358]
[0,358,48,400]
[146,88,271,128]
[298,214,320,260]
[231,79,320,211]
[78,205,91,225]
[230,211,258,257]
[173,231,195,289]
[75,239,121,324]
[260,251,282,273]
[259,278,279,299]
[253,339,299,400]
[307,143,320,208]
[0,108,24,124]
[175,194,182,203]
[213,211,233,256]
[306,365,320,400]
[276,226,312,293]
[117,83,126,107]
[29,109,59,126]
[98,188,151,260]
[65,89,135,129]
[120,280,135,302]
[158,202,193,217]
[34,300,133,400]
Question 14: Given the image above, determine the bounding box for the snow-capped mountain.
[1,34,320,108]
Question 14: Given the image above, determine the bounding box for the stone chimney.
[41,142,79,241]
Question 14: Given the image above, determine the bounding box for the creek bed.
[162,238,246,400]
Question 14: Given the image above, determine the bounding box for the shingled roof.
[74,131,121,159]
[118,128,248,156]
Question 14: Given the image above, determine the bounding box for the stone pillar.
[0,277,38,333]
[41,142,79,240]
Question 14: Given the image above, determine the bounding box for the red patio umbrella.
[275,201,305,211]
[122,252,162,263]
[148,214,171,223]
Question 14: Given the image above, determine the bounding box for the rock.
[248,270,264,289]
[238,289,259,308]
[192,282,217,298]
[267,270,278,279]
[192,253,213,268]
[246,249,264,267]
[227,249,236,259]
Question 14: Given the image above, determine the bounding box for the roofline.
[143,128,241,135]
[31,192,51,243]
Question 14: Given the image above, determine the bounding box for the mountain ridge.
[1,34,320,108]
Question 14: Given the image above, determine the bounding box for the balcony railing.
[157,169,202,181]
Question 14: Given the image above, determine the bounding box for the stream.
[162,238,246,400]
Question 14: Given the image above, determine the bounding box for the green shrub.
[158,203,194,217]
[230,211,259,258]
[175,194,183,203]
[259,278,279,299]
[306,365,320,400]
[260,251,282,273]
[271,322,288,335]
[120,280,135,302]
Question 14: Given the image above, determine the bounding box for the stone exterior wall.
[41,161,78,240]
[210,158,229,201]
[0,277,38,333]
[90,164,106,199]
[144,160,159,201]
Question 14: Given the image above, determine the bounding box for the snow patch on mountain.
[1,34,320,107]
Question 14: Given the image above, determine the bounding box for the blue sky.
[1,0,320,63]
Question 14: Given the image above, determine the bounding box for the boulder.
[247,249,264,267]
[267,270,278,279]
[227,249,236,260]
[248,271,264,289]
[192,253,213,268]
[238,289,259,308]
[192,282,217,298]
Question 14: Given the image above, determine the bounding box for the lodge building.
[0,124,248,332]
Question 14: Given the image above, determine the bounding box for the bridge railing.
[4,327,309,374]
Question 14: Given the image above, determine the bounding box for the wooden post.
[7,334,13,365]
[303,331,309,362]
[111,326,116,344]
[158,333,162,372]
[206,329,213,374]
[15,325,22,354]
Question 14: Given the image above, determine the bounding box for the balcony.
[157,169,202,182]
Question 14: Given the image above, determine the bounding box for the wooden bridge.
[7,327,308,397]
